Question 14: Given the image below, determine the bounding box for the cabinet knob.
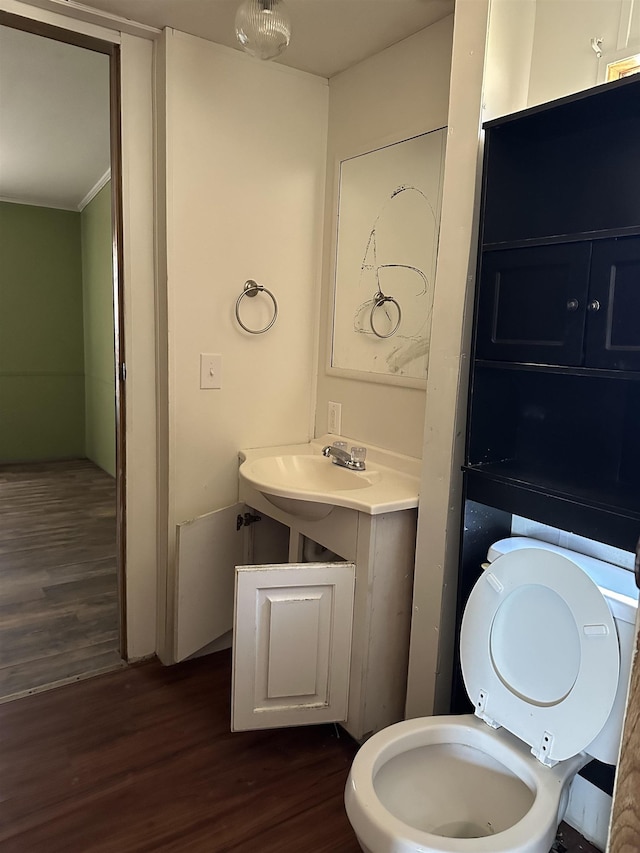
[587,299,601,312]
[566,298,579,312]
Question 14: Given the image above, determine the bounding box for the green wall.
[0,202,85,461]
[81,183,115,477]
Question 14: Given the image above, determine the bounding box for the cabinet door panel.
[587,237,640,371]
[476,243,591,365]
[175,502,244,662]
[232,561,355,731]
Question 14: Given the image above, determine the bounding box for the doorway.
[0,13,126,700]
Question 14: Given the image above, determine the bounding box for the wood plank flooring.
[0,652,604,852]
[0,459,122,701]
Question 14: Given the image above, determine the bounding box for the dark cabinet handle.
[635,536,640,591]
[567,298,579,311]
[587,299,601,312]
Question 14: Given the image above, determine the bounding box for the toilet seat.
[460,548,620,765]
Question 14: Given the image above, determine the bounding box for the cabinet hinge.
[119,362,127,381]
[237,512,261,531]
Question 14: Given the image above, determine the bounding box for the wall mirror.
[329,128,446,387]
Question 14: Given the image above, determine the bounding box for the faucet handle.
[332,440,348,451]
[350,446,367,465]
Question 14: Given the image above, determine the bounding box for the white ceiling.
[78,0,455,78]
[0,24,111,210]
[0,0,454,210]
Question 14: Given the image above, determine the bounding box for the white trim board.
[2,0,160,40]
[78,169,111,211]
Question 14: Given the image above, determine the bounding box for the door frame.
[0,9,127,656]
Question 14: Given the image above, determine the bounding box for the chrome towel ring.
[370,292,401,339]
[235,280,278,334]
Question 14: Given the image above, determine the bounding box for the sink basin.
[247,455,380,492]
[238,439,420,519]
[240,455,381,519]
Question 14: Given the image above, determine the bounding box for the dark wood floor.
[0,459,122,701]
[0,651,603,852]
[0,651,359,852]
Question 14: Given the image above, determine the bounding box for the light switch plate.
[200,353,222,389]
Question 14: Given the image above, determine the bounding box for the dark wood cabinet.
[464,74,640,556]
[454,77,640,733]
[477,236,640,371]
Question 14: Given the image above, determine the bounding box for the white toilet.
[345,537,639,853]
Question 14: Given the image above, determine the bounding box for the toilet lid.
[460,548,620,765]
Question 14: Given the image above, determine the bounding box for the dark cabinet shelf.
[463,465,640,552]
[467,365,640,508]
[481,77,640,245]
[483,225,640,252]
[463,462,640,518]
[475,359,640,381]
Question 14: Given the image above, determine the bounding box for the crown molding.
[6,0,161,40]
[78,168,110,211]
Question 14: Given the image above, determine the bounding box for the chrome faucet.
[322,443,367,471]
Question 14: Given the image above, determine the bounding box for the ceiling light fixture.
[235,0,291,61]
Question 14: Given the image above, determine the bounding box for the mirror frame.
[325,129,446,390]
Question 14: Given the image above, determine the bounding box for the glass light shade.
[235,0,291,61]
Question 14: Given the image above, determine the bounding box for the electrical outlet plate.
[328,401,341,434]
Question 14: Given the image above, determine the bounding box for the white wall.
[527,0,638,109]
[483,1,640,122]
[315,18,454,460]
[483,0,536,120]
[156,30,328,660]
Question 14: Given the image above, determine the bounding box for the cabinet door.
[174,502,244,662]
[232,561,355,731]
[586,237,640,371]
[476,243,591,365]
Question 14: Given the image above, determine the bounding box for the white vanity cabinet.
[233,483,418,742]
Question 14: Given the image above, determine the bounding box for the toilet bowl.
[345,537,639,853]
[345,715,588,853]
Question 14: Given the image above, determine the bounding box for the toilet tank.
[487,537,638,765]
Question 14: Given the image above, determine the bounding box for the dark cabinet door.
[476,243,592,365]
[586,237,640,371]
